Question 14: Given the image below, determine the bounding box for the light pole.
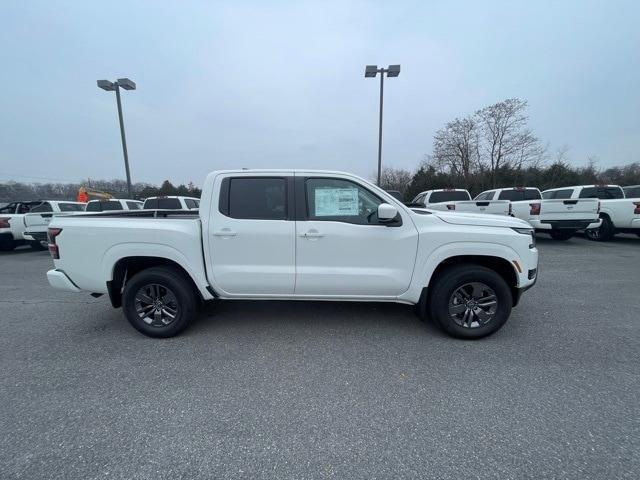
[97,78,136,198]
[364,64,400,186]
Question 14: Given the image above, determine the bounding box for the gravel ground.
[1,234,639,479]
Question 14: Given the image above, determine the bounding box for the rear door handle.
[213,228,237,237]
[300,231,325,238]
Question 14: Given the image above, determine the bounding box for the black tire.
[122,266,199,338]
[0,242,16,252]
[428,264,512,339]
[549,230,574,241]
[585,216,614,241]
[29,241,47,251]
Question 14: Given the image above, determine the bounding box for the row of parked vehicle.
[0,196,200,251]
[405,184,640,241]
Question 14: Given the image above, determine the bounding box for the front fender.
[400,241,522,303]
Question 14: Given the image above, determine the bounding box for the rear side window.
[157,198,182,209]
[542,189,573,199]
[58,203,85,212]
[429,191,471,203]
[524,189,541,200]
[30,202,53,213]
[579,187,624,199]
[411,193,426,205]
[184,199,199,209]
[222,177,286,220]
[126,201,142,210]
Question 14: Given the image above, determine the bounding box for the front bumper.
[47,269,81,292]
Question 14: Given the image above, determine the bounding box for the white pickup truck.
[0,200,84,250]
[409,189,511,216]
[475,187,601,240]
[46,170,538,340]
[542,185,640,240]
[22,201,86,249]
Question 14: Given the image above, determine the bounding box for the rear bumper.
[531,218,601,230]
[24,231,48,243]
[47,269,81,292]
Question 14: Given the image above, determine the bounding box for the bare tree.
[432,115,480,186]
[476,98,544,187]
[377,167,413,197]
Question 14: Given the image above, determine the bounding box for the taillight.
[0,217,10,228]
[529,203,541,215]
[446,204,456,210]
[634,202,640,215]
[47,227,62,259]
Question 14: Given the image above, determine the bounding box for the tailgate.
[24,212,54,230]
[430,200,511,216]
[539,199,599,221]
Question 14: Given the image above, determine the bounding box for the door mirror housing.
[377,203,398,222]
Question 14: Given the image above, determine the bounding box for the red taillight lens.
[529,203,541,215]
[47,227,62,259]
[0,217,10,228]
[634,202,640,215]
[446,204,456,210]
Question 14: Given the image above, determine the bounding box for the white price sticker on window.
[315,188,359,216]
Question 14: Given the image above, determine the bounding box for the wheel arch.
[107,256,210,308]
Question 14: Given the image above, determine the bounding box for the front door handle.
[213,228,237,237]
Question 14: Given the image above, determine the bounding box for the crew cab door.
[207,173,296,295]
[294,174,419,297]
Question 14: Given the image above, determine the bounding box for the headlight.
[512,227,536,248]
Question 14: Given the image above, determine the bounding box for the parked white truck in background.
[22,201,86,249]
[475,187,601,240]
[1,201,84,250]
[409,189,511,216]
[542,185,640,240]
[46,170,538,340]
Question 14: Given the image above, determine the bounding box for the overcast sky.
[1,0,639,186]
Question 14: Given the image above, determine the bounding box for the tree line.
[0,178,202,203]
[379,98,640,200]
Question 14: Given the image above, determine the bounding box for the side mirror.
[377,203,398,222]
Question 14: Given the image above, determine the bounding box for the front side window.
[475,191,493,201]
[542,189,573,199]
[225,177,286,220]
[305,178,383,224]
[126,201,142,210]
[524,189,541,200]
[58,203,85,212]
[30,202,53,213]
[624,186,640,198]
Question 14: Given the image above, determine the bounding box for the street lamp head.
[386,64,401,77]
[97,80,116,91]
[364,65,378,78]
[117,78,136,90]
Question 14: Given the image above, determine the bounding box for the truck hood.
[416,209,531,229]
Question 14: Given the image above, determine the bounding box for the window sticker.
[314,187,359,216]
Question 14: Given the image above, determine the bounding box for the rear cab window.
[497,189,541,201]
[58,203,85,212]
[542,189,574,199]
[86,201,121,212]
[157,198,182,209]
[30,202,53,213]
[428,191,471,203]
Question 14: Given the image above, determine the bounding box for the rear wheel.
[549,230,574,241]
[122,266,199,338]
[428,264,512,339]
[586,216,614,241]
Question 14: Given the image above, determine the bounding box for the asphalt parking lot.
[1,235,639,479]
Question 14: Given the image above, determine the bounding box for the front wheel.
[428,264,512,339]
[586,216,614,241]
[549,230,574,241]
[122,266,199,338]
